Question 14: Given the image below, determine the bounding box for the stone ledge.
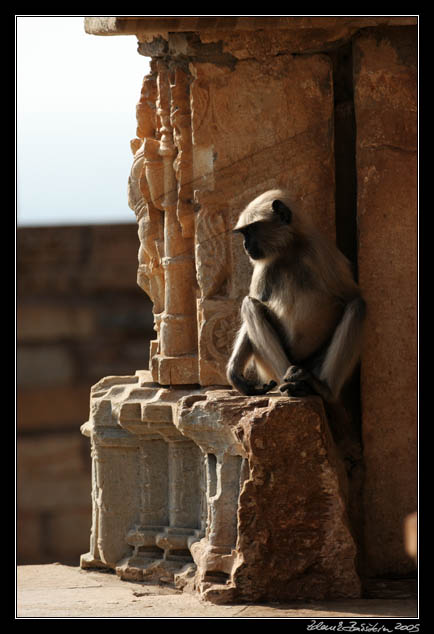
[84,16,417,38]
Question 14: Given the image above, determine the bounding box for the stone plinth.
[81,375,360,603]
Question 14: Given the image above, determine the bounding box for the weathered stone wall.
[17,224,154,564]
[81,17,418,588]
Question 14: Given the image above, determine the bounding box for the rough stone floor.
[17,564,418,619]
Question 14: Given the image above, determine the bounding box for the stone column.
[354,26,418,577]
[80,379,146,569]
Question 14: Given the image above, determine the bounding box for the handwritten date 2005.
[306,622,419,633]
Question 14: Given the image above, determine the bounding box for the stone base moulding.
[80,371,361,603]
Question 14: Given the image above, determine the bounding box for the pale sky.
[16,16,150,226]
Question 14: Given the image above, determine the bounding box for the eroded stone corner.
[174,392,361,603]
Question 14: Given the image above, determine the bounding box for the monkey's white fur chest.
[250,261,342,363]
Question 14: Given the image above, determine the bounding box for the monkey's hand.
[230,373,277,396]
[279,366,315,397]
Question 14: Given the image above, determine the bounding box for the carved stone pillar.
[129,62,198,386]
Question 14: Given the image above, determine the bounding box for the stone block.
[354,26,417,577]
[17,510,44,564]
[176,391,360,603]
[190,54,336,236]
[86,16,417,42]
[17,225,141,296]
[46,509,93,563]
[17,226,87,295]
[189,53,335,385]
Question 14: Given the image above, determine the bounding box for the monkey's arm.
[227,321,277,396]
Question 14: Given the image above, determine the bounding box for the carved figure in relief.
[226,189,365,402]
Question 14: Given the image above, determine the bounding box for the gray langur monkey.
[226,189,365,402]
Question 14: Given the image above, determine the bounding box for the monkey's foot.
[279,380,315,397]
[259,380,278,394]
[280,366,316,397]
[245,379,277,396]
[231,375,277,396]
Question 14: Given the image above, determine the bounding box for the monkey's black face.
[235,224,265,260]
[234,199,293,261]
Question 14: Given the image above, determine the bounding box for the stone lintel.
[84,16,417,38]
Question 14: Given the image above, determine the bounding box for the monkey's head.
[233,189,307,261]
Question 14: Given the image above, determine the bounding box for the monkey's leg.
[281,296,366,402]
[241,296,290,383]
[318,296,366,401]
[240,298,317,397]
[227,323,276,396]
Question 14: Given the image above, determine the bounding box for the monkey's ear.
[272,199,292,224]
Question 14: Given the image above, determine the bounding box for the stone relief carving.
[128,62,199,385]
